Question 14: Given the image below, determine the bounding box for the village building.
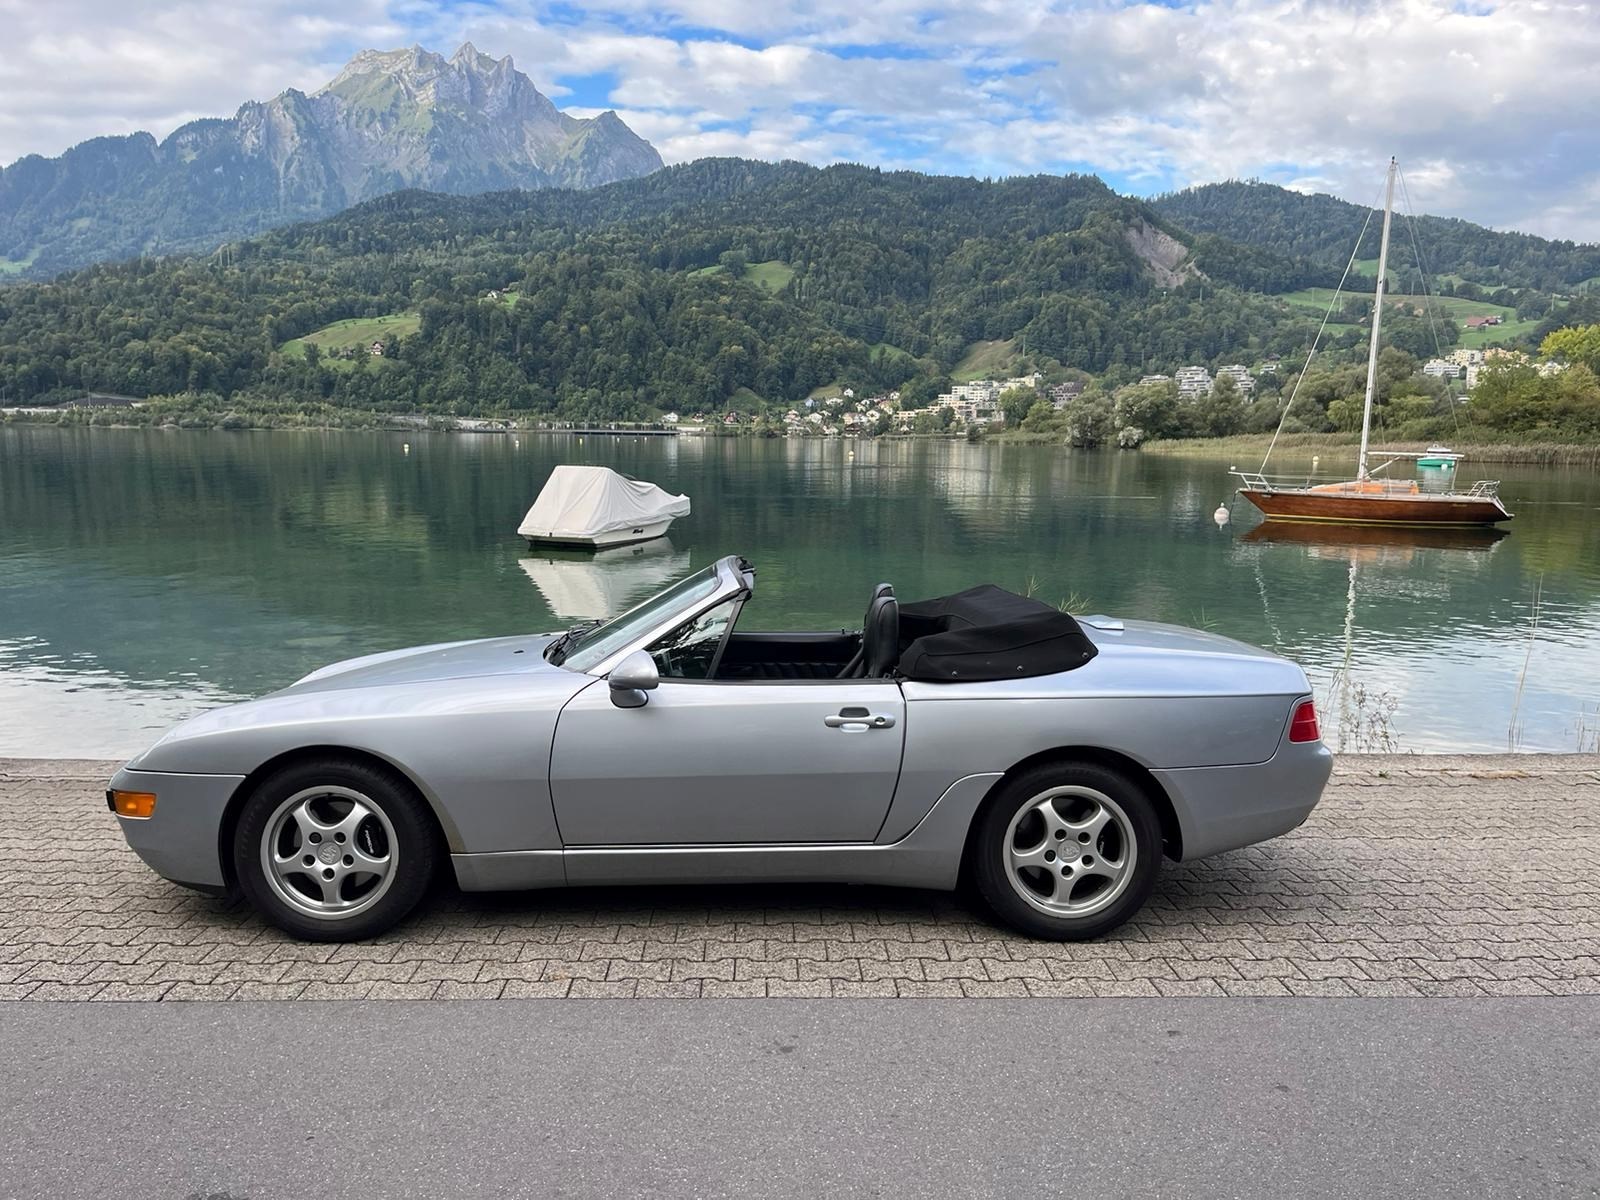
[1049,380,1086,409]
[1215,364,1255,397]
[1175,365,1213,400]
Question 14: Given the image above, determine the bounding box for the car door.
[549,676,906,845]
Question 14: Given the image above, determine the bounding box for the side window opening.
[648,596,742,679]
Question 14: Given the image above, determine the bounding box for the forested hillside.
[1153,180,1600,295]
[0,160,1583,420]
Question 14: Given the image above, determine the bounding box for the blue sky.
[4,0,1599,240]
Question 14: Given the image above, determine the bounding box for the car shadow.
[156,837,1335,944]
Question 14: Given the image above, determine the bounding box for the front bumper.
[1153,740,1334,860]
[108,766,244,893]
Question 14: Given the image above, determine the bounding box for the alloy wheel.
[260,786,398,921]
[1001,785,1137,918]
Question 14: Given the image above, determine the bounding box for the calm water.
[3,426,1598,757]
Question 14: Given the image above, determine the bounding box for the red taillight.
[1288,700,1320,743]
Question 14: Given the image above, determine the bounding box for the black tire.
[972,761,1162,940]
[233,757,439,942]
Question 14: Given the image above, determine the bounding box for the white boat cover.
[517,466,690,542]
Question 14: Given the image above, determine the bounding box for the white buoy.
[1312,455,1320,468]
[1214,501,1231,526]
[402,442,410,454]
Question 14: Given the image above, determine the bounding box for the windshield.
[560,564,722,672]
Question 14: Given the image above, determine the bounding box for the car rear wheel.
[972,762,1162,940]
[233,758,438,942]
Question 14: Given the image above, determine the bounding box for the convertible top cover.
[897,585,1098,682]
[518,466,691,542]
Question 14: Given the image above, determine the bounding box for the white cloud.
[2,0,1597,241]
[0,0,400,160]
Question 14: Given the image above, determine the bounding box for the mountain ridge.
[0,43,663,278]
[1152,179,1600,294]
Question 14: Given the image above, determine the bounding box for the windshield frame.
[557,555,753,676]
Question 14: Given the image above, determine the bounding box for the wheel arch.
[217,745,457,892]
[959,746,1183,882]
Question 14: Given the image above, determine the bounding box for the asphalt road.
[2,998,1597,1199]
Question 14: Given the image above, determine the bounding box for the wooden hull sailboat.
[1238,477,1512,526]
[1234,158,1512,529]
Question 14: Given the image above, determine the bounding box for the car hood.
[281,634,570,694]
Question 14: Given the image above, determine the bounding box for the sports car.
[108,555,1332,942]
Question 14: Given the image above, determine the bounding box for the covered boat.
[517,465,690,549]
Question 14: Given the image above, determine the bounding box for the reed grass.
[1508,576,1544,751]
[1142,432,1600,467]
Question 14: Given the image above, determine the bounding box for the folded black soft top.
[896,584,1098,682]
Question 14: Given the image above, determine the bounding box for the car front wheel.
[972,762,1162,940]
[233,758,438,941]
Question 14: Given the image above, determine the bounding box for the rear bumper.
[1153,741,1333,860]
[108,766,243,892]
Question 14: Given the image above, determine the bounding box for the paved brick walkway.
[2,756,1598,1000]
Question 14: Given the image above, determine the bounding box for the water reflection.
[518,540,692,623]
[1,426,1596,756]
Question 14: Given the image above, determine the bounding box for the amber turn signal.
[109,790,158,819]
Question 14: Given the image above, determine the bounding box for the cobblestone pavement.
[3,756,1598,1001]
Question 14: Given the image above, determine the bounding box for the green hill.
[0,158,1589,420]
[1153,180,1600,294]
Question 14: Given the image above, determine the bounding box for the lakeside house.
[1049,380,1085,409]
[931,372,1043,426]
[1175,365,1212,399]
[1216,364,1255,397]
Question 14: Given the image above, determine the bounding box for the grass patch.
[952,338,1019,382]
[1277,288,1538,348]
[689,260,794,292]
[743,260,794,291]
[0,247,40,276]
[280,313,421,366]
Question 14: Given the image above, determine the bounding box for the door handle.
[824,711,895,730]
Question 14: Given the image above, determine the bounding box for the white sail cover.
[517,465,690,541]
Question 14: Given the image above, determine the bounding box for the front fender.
[129,671,588,854]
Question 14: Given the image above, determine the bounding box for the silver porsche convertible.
[108,555,1332,942]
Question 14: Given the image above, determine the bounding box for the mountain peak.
[0,42,663,277]
[450,42,509,70]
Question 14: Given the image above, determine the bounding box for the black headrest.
[863,583,898,677]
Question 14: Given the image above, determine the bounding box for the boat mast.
[1358,157,1397,481]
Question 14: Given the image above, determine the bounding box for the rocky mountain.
[0,44,663,279]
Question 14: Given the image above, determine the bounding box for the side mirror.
[608,650,659,708]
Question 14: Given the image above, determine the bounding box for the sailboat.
[1234,159,1513,528]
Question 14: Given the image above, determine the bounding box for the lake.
[2,425,1597,758]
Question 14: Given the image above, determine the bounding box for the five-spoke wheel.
[973,761,1161,940]
[262,786,398,919]
[234,758,437,941]
[1002,785,1137,919]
